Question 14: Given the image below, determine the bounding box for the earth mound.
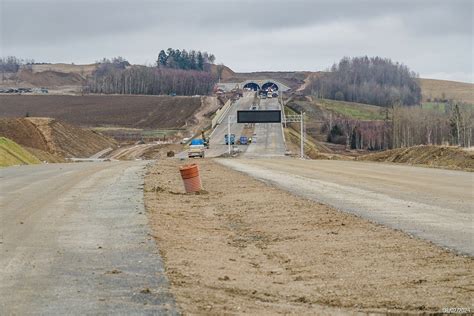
[0,117,116,158]
[358,145,474,171]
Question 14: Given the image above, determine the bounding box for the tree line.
[86,65,216,96]
[323,102,472,150]
[86,55,217,95]
[309,56,422,107]
[156,48,215,71]
[0,56,35,73]
[391,102,472,148]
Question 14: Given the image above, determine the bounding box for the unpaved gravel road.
[218,158,474,255]
[0,162,177,315]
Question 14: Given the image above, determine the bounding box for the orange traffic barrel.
[179,164,202,193]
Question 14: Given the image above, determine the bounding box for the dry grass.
[419,78,474,104]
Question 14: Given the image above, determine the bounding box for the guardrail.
[211,99,232,128]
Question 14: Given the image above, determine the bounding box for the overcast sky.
[1,0,473,82]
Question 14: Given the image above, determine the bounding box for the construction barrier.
[179,164,202,193]
[211,100,232,129]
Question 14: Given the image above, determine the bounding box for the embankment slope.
[0,137,41,167]
[0,117,116,158]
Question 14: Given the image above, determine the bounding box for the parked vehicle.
[239,136,248,145]
[188,139,205,158]
[224,134,235,145]
[180,137,191,144]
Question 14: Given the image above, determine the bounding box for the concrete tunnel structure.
[217,79,291,92]
[243,82,261,91]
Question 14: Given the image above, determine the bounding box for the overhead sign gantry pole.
[282,112,305,159]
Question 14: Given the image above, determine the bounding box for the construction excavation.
[1,87,473,315]
[1,2,473,313]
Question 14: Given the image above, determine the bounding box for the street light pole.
[300,111,305,159]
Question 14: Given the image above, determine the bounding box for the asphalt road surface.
[206,92,255,157]
[218,158,474,256]
[0,162,178,315]
[205,93,286,158]
[244,97,286,157]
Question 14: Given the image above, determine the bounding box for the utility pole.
[300,112,305,159]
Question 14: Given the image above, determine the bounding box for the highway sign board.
[237,110,282,123]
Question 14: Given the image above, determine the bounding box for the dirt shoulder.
[144,159,472,315]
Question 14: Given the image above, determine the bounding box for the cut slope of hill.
[0,117,116,158]
[31,63,97,77]
[0,137,41,167]
[17,69,85,87]
[419,78,474,104]
[208,64,235,81]
[358,145,474,171]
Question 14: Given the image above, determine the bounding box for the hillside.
[208,64,235,81]
[18,69,85,87]
[0,117,116,158]
[3,62,472,105]
[31,63,98,76]
[418,78,474,104]
[0,137,41,167]
[0,63,97,92]
[286,96,386,138]
[0,95,205,129]
[288,70,473,104]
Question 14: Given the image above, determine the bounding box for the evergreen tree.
[197,51,204,70]
[157,50,167,67]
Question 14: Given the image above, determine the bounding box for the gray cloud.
[1,0,473,82]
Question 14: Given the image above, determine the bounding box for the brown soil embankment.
[145,159,473,315]
[0,95,205,130]
[0,117,116,158]
[17,69,85,87]
[358,145,474,171]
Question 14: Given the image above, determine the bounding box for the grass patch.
[421,102,447,111]
[316,99,386,120]
[0,137,41,167]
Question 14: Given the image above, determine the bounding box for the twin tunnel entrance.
[243,82,279,91]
